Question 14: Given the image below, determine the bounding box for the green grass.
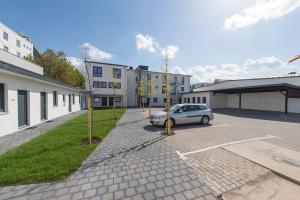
[0,108,126,186]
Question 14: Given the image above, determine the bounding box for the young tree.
[162,49,172,136]
[80,45,93,144]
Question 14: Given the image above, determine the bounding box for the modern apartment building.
[0,22,34,58]
[84,61,128,108]
[127,65,191,107]
[84,62,191,108]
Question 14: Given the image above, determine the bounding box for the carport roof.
[212,83,300,98]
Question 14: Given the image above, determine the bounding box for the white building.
[182,76,300,114]
[0,49,82,137]
[127,65,191,107]
[0,22,34,58]
[84,61,128,107]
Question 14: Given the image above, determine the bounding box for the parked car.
[149,104,214,127]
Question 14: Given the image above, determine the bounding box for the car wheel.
[201,116,210,125]
[165,118,175,128]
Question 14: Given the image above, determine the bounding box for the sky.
[1,0,300,83]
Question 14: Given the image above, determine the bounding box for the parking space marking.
[209,124,230,128]
[176,135,280,160]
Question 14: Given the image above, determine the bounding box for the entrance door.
[102,97,107,107]
[40,92,47,120]
[18,90,28,127]
[69,94,72,112]
[109,97,114,107]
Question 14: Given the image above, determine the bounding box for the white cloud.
[135,34,158,53]
[171,56,297,83]
[67,56,83,68]
[161,45,179,59]
[224,0,300,30]
[80,42,112,61]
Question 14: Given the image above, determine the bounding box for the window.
[147,74,151,80]
[94,97,101,103]
[153,98,158,103]
[93,81,107,88]
[164,98,167,103]
[187,97,190,103]
[16,52,21,57]
[181,87,184,92]
[113,68,121,79]
[16,40,20,47]
[0,83,5,112]
[202,97,207,104]
[184,98,186,103]
[72,94,75,104]
[93,66,102,77]
[108,82,121,89]
[102,97,107,106]
[63,94,66,106]
[192,97,195,103]
[79,95,81,104]
[3,32,8,41]
[197,97,201,103]
[3,45,8,52]
[155,86,158,89]
[181,77,185,85]
[156,75,158,79]
[53,91,57,106]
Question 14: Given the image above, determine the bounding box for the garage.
[182,76,300,114]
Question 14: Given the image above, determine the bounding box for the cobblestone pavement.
[0,109,216,200]
[0,110,86,155]
[163,108,300,196]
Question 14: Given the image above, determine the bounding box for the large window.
[108,82,121,89]
[16,40,20,47]
[3,32,8,41]
[93,66,102,77]
[202,97,207,104]
[181,77,185,85]
[3,45,8,52]
[93,81,107,88]
[113,68,121,79]
[0,83,5,112]
[197,97,201,103]
[53,91,58,106]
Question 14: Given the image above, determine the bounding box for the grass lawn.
[0,108,126,186]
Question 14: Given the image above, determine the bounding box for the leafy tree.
[25,49,85,87]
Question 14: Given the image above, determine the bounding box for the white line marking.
[181,135,279,156]
[209,124,230,128]
[176,151,187,160]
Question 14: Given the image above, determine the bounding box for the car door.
[173,105,189,124]
[185,105,201,123]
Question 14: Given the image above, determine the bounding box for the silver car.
[150,104,214,127]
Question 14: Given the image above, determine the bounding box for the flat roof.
[0,60,85,91]
[84,60,128,68]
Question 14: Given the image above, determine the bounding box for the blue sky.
[1,0,300,83]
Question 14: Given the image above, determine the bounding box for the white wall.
[289,98,300,113]
[0,49,43,75]
[85,62,127,107]
[227,94,239,109]
[0,22,33,58]
[0,72,81,137]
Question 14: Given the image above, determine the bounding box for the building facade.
[0,49,82,137]
[84,61,128,108]
[127,65,191,107]
[0,22,34,58]
[182,76,300,114]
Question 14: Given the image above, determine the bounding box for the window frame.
[53,91,58,107]
[93,81,107,88]
[108,82,121,89]
[3,31,8,41]
[93,66,102,77]
[113,68,121,79]
[0,83,5,112]
[3,45,8,52]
